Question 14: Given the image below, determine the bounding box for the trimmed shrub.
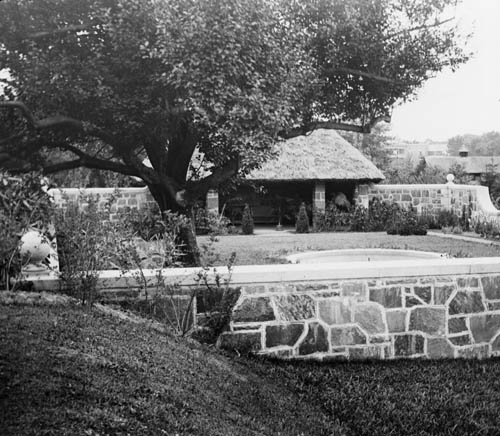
[386,206,427,236]
[241,203,254,235]
[295,202,310,233]
[437,209,459,228]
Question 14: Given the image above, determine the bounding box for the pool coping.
[23,256,500,291]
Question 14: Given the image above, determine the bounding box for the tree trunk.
[147,184,201,267]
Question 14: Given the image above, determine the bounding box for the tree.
[339,123,392,171]
[0,0,469,263]
[448,132,500,156]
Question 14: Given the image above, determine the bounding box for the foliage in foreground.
[0,172,54,291]
[2,303,500,436]
[55,195,188,306]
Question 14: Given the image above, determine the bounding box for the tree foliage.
[0,0,470,260]
[447,132,500,156]
[384,157,469,184]
[340,123,392,171]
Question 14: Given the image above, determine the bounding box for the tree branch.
[0,101,116,145]
[281,115,391,138]
[25,23,97,40]
[186,158,239,199]
[0,132,25,147]
[384,17,455,40]
[326,67,405,84]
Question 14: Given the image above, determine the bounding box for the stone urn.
[20,230,51,271]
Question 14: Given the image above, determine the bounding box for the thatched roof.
[247,129,385,182]
[425,156,500,175]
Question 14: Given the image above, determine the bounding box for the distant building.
[425,146,500,183]
[387,140,448,161]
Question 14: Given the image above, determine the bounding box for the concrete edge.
[21,257,500,291]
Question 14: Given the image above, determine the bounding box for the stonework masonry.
[218,271,500,361]
[25,256,500,361]
[50,182,500,222]
[359,183,500,221]
[50,187,158,221]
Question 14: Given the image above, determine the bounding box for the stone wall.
[25,257,500,360]
[360,183,500,220]
[50,187,157,220]
[51,182,500,223]
[218,266,500,360]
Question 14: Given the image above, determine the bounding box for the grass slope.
[0,303,343,436]
[2,301,500,435]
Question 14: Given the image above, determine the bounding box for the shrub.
[241,203,254,235]
[472,215,500,239]
[295,202,310,233]
[386,206,427,236]
[0,172,54,291]
[123,206,165,240]
[350,205,369,231]
[312,208,326,232]
[55,195,188,305]
[437,209,459,228]
[193,252,240,343]
[367,197,400,231]
[322,202,353,231]
[194,205,234,235]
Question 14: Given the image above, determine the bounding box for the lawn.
[199,230,500,266]
[2,301,500,436]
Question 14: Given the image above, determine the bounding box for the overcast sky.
[390,0,500,142]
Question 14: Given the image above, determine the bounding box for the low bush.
[386,206,427,236]
[194,205,234,235]
[473,215,500,239]
[366,197,401,231]
[193,252,240,343]
[55,195,188,305]
[437,209,460,228]
[312,198,427,235]
[350,204,369,231]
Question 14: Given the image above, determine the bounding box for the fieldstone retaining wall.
[50,182,500,222]
[23,258,500,360]
[214,260,500,360]
[359,183,500,220]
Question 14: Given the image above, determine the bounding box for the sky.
[390,0,500,142]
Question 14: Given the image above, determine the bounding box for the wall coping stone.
[24,257,500,292]
[49,187,150,197]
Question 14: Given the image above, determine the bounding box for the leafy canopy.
[0,0,469,209]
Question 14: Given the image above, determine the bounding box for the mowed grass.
[2,303,500,436]
[199,230,500,266]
